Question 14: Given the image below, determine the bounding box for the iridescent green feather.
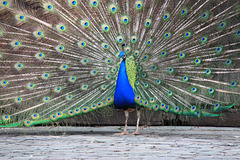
[125,57,137,90]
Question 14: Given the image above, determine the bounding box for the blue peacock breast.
[114,59,135,110]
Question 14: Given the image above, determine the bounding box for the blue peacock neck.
[114,58,135,110]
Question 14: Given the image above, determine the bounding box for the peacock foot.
[114,131,130,135]
[131,131,142,135]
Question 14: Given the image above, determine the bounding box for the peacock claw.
[114,131,130,135]
[131,131,142,135]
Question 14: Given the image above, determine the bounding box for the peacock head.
[119,51,126,62]
[119,44,126,61]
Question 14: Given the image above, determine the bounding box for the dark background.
[56,107,240,127]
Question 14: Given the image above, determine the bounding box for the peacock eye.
[109,4,117,13]
[91,0,99,7]
[48,5,52,9]
[72,1,76,5]
[3,1,8,5]
[135,1,143,10]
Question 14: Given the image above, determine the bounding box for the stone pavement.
[0,126,240,160]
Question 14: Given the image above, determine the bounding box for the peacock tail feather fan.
[0,0,239,128]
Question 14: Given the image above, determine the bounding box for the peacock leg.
[132,109,141,135]
[115,110,130,135]
[123,110,130,134]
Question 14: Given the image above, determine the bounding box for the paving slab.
[0,126,240,160]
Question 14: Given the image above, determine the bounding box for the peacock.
[0,0,239,135]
